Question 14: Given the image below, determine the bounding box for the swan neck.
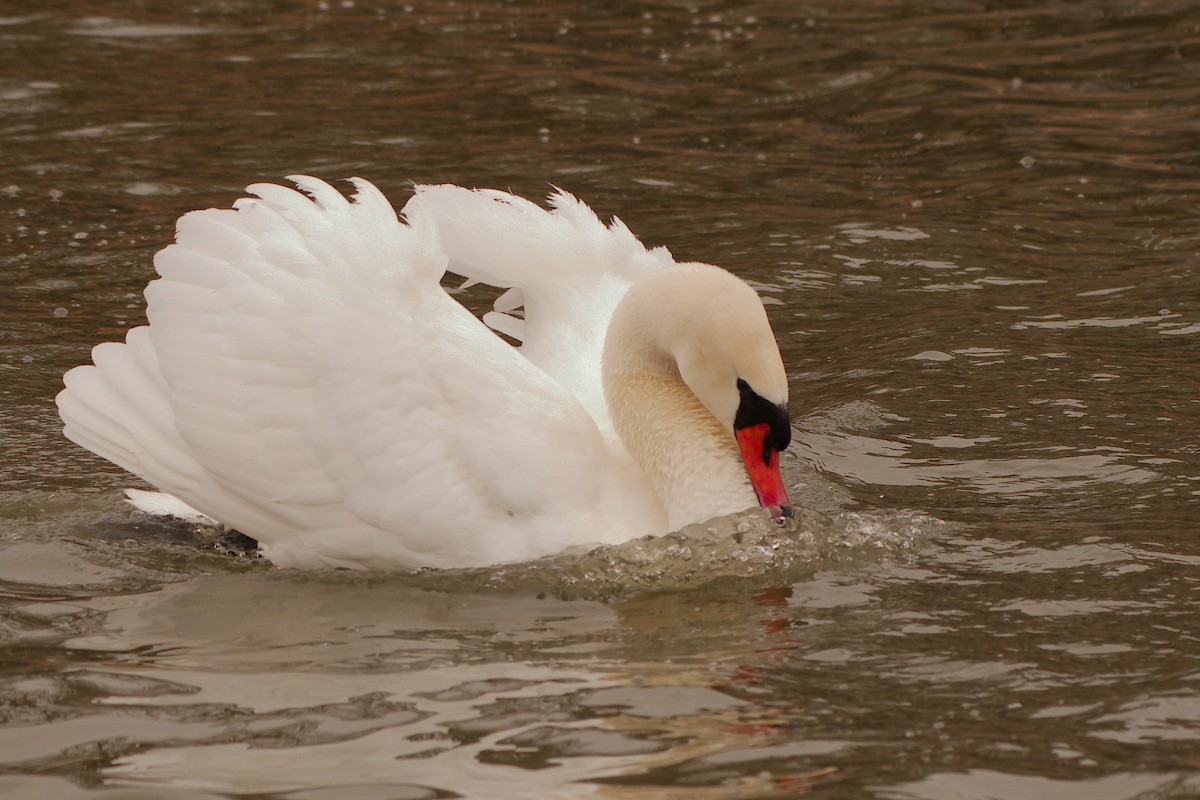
[603,298,757,533]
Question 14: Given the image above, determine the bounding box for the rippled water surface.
[3,1,1200,797]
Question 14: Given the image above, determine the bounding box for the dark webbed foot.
[215,529,260,558]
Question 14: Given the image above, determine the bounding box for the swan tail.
[123,488,217,525]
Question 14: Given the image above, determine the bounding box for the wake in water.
[409,450,947,598]
[457,506,943,599]
[36,492,943,602]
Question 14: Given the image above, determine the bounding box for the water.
[3,1,1200,797]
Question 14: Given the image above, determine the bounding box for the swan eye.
[734,378,791,452]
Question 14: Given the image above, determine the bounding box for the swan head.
[604,262,793,521]
[667,264,792,519]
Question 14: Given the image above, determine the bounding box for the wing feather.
[58,177,661,568]
[402,184,676,434]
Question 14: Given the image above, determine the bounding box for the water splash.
[10,483,944,601]
[414,506,945,600]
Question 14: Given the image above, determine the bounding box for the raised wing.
[402,185,675,436]
[58,178,660,568]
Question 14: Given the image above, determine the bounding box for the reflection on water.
[3,0,1200,797]
[6,517,1200,798]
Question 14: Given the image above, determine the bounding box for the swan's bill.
[735,421,792,522]
[732,378,792,523]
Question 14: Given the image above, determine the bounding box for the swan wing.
[402,185,676,435]
[58,178,659,568]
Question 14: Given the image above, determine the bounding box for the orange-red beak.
[735,422,793,522]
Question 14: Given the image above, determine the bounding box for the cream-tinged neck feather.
[604,371,755,530]
[602,262,786,529]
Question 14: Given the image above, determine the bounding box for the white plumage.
[58,177,792,569]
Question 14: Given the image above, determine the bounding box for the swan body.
[57,178,791,569]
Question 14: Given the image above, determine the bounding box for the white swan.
[56,177,792,569]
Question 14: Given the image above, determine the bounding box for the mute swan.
[56,177,792,569]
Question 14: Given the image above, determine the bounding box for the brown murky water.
[3,2,1200,798]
